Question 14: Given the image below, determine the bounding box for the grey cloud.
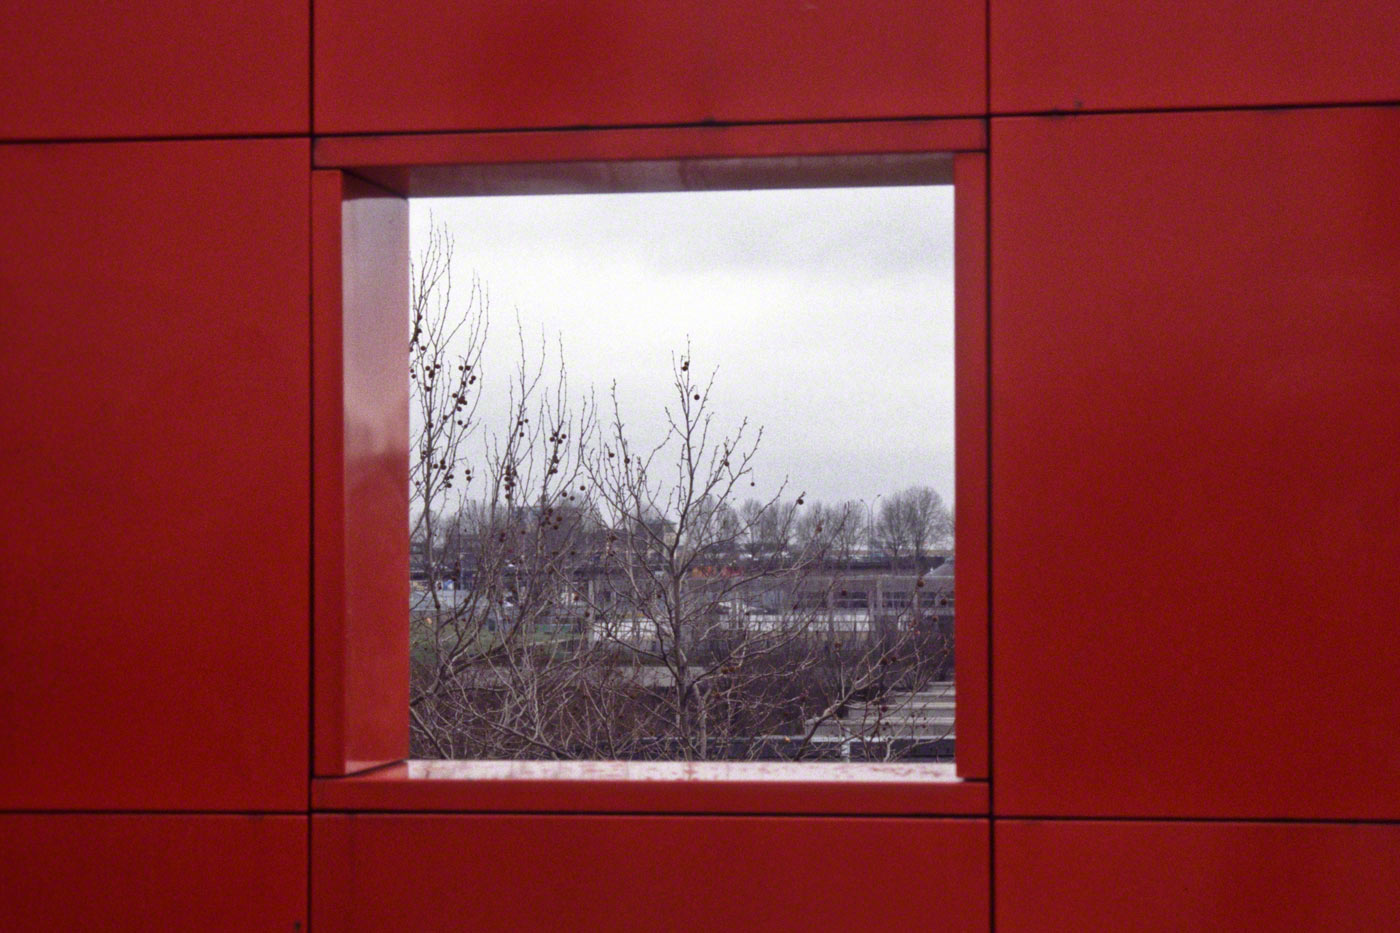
[412,185,955,509]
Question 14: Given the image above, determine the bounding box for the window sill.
[312,760,987,815]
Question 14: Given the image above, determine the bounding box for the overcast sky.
[411,185,955,509]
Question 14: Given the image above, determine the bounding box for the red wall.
[0,140,310,812]
[991,106,1400,820]
[3,1,1399,929]
[312,172,412,776]
[313,815,989,931]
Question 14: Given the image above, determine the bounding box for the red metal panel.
[0,139,310,810]
[954,152,989,779]
[313,172,350,776]
[312,760,987,814]
[314,0,702,134]
[998,820,1400,931]
[313,172,411,775]
[313,814,989,931]
[314,0,983,134]
[0,0,306,139]
[990,107,1400,818]
[705,2,984,123]
[314,120,985,198]
[0,814,306,931]
[991,0,1400,114]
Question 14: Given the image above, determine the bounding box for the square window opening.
[401,158,959,766]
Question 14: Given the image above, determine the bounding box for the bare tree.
[407,227,952,762]
[410,221,486,596]
[411,298,615,759]
[793,500,829,552]
[874,486,953,567]
[573,349,817,759]
[831,500,868,562]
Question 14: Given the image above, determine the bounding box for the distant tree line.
[416,483,953,577]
